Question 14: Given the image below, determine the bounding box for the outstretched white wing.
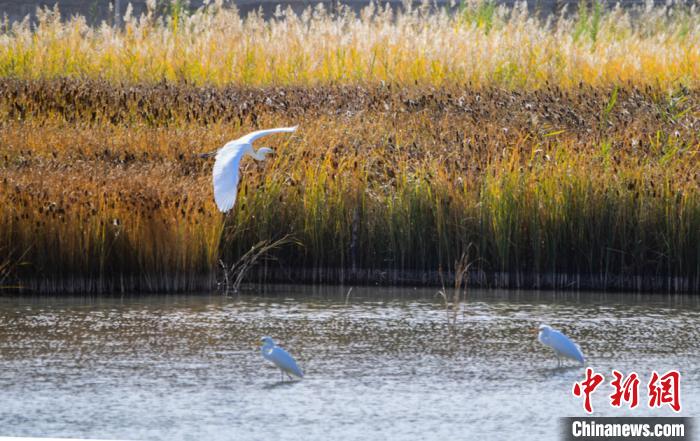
[236,126,298,145]
[212,126,298,212]
[212,142,249,212]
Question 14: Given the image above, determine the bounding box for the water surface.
[0,286,698,440]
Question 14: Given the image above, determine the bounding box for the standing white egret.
[259,336,304,381]
[537,324,585,366]
[208,126,297,212]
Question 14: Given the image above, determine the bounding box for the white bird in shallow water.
[208,126,297,212]
[259,336,304,381]
[537,324,585,366]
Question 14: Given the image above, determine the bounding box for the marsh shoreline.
[10,268,699,294]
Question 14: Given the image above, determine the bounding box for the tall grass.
[0,2,698,88]
[0,3,698,292]
[1,79,698,292]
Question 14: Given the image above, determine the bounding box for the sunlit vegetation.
[0,1,698,88]
[0,2,698,292]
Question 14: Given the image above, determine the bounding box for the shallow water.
[0,286,698,440]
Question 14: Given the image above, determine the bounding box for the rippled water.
[0,286,698,440]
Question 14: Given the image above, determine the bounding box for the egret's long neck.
[249,147,269,161]
[261,342,274,357]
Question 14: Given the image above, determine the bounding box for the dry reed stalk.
[0,3,698,89]
[0,80,697,292]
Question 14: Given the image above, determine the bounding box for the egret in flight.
[260,336,304,381]
[536,324,585,366]
[207,126,297,212]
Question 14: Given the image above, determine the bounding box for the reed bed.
[1,78,698,292]
[0,1,699,89]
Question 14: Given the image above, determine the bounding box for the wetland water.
[0,286,698,440]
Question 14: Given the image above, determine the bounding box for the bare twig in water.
[438,243,478,330]
[219,235,299,295]
[344,286,353,306]
[436,288,450,327]
[436,262,452,329]
[452,246,474,327]
[454,251,471,293]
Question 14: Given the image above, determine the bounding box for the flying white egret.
[207,126,297,212]
[536,324,585,366]
[259,336,304,381]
